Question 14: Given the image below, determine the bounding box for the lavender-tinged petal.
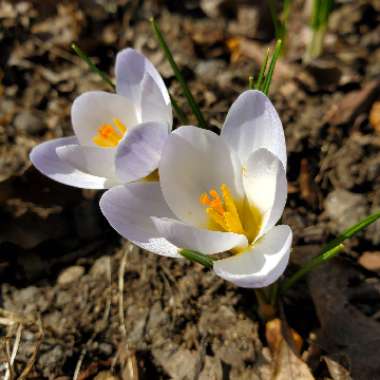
[115,122,168,184]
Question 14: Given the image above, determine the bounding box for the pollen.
[93,118,127,148]
[199,184,245,235]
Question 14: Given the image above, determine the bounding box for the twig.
[4,323,22,380]
[18,317,44,380]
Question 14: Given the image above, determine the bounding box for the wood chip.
[358,251,380,272]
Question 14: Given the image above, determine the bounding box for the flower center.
[200,184,245,235]
[199,184,263,244]
[93,118,127,148]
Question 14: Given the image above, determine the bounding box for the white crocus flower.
[100,90,292,288]
[30,48,172,189]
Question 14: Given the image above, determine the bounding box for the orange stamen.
[93,118,127,148]
[199,184,245,235]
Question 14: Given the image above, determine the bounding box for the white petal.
[115,48,170,106]
[152,217,248,254]
[213,225,292,288]
[56,144,117,179]
[244,148,287,238]
[221,90,287,169]
[99,182,180,257]
[115,122,168,183]
[140,73,172,128]
[71,91,138,146]
[30,137,117,189]
[159,126,244,227]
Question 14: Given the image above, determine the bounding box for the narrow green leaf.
[281,243,344,293]
[281,209,380,294]
[170,93,189,125]
[71,43,115,90]
[320,210,380,254]
[262,39,282,95]
[304,0,334,62]
[268,0,281,39]
[255,48,270,91]
[150,18,207,129]
[179,249,215,269]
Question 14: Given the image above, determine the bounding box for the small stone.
[358,252,380,272]
[98,342,113,356]
[57,266,85,285]
[195,60,226,84]
[14,110,45,135]
[324,189,368,231]
[90,256,111,278]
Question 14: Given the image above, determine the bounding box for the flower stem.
[150,18,207,129]
[255,288,276,320]
[71,43,115,90]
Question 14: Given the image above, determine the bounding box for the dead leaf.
[309,259,380,380]
[323,356,352,380]
[266,319,314,380]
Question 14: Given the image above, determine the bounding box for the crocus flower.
[30,48,172,189]
[100,90,292,288]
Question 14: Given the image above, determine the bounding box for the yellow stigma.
[199,184,245,235]
[93,118,127,148]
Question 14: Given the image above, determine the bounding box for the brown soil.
[1,1,380,379]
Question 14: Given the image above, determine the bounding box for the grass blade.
[281,244,344,293]
[71,43,115,90]
[281,210,380,294]
[170,93,188,125]
[320,210,380,254]
[268,0,281,39]
[255,48,270,91]
[262,39,282,95]
[150,18,207,129]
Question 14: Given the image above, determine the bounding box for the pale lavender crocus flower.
[30,48,171,189]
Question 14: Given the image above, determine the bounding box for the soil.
[1,0,380,379]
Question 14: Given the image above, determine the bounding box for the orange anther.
[93,118,127,148]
